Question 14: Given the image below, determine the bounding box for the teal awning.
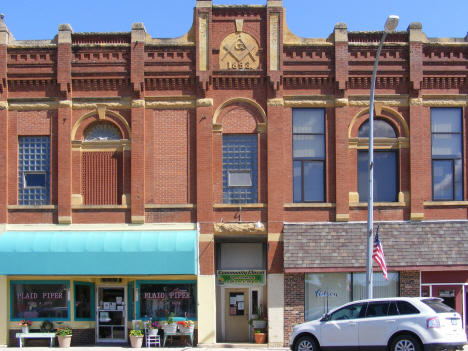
[0,231,197,275]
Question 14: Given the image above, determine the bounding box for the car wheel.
[390,335,421,351]
[295,336,319,351]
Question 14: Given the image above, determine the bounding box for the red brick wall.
[400,270,421,297]
[153,109,190,204]
[284,273,305,346]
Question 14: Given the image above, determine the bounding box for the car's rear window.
[421,299,456,313]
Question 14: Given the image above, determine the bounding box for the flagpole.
[366,16,399,300]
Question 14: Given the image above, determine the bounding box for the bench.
[16,333,56,348]
[163,330,194,347]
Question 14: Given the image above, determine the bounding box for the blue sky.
[1,0,466,41]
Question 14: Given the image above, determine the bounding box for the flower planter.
[162,324,177,333]
[254,333,267,344]
[178,325,194,333]
[57,335,72,348]
[129,335,144,348]
[252,320,267,329]
[147,328,159,336]
[21,326,30,334]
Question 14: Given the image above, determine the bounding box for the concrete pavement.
[5,347,289,351]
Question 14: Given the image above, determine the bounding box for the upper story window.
[431,108,463,201]
[18,136,50,206]
[84,122,122,141]
[357,119,398,202]
[222,134,258,204]
[293,109,325,202]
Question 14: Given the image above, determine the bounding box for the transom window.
[222,134,258,204]
[358,119,397,138]
[431,108,463,201]
[357,119,398,202]
[18,136,50,205]
[293,109,325,202]
[84,122,122,141]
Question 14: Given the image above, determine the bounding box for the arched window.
[357,119,399,202]
[357,119,397,138]
[84,122,122,141]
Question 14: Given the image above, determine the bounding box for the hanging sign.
[217,270,266,286]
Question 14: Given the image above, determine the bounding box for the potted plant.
[248,304,268,329]
[129,329,144,348]
[56,326,72,348]
[146,319,160,336]
[177,320,194,333]
[162,311,177,333]
[19,320,32,334]
[253,329,267,344]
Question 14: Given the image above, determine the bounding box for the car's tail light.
[427,316,440,328]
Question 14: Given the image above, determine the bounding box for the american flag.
[372,225,388,281]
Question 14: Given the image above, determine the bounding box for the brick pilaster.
[0,15,10,224]
[266,103,284,234]
[284,273,304,346]
[130,23,146,224]
[334,23,349,221]
[408,23,424,221]
[57,24,73,224]
[400,270,421,297]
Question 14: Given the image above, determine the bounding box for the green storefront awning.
[0,231,197,275]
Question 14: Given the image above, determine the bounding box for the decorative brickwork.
[284,273,304,346]
[400,270,421,297]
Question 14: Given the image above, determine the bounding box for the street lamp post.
[366,15,399,300]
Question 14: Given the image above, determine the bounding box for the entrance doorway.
[96,287,126,342]
[220,287,263,342]
[224,288,250,342]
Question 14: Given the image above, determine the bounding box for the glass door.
[97,287,126,342]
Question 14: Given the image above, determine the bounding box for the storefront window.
[305,272,399,321]
[11,281,69,321]
[137,281,196,320]
[74,282,94,321]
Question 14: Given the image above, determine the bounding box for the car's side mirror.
[320,314,330,322]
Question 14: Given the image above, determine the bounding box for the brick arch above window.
[213,98,266,133]
[72,109,131,141]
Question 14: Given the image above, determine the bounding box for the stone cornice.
[422,94,468,107]
[283,95,335,107]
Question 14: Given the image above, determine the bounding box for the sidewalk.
[5,348,289,351]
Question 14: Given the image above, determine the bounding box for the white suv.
[288,297,466,351]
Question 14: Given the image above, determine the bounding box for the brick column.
[0,15,11,224]
[57,24,73,224]
[284,273,304,346]
[408,23,424,221]
[334,23,350,222]
[130,23,146,224]
[400,271,421,297]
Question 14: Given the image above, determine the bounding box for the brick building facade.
[0,0,468,347]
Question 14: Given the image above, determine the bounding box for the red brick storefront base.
[400,270,421,297]
[284,273,305,347]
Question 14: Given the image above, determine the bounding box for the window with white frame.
[293,109,326,202]
[18,136,50,205]
[431,108,463,201]
[222,134,258,204]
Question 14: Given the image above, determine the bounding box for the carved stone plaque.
[219,32,259,70]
